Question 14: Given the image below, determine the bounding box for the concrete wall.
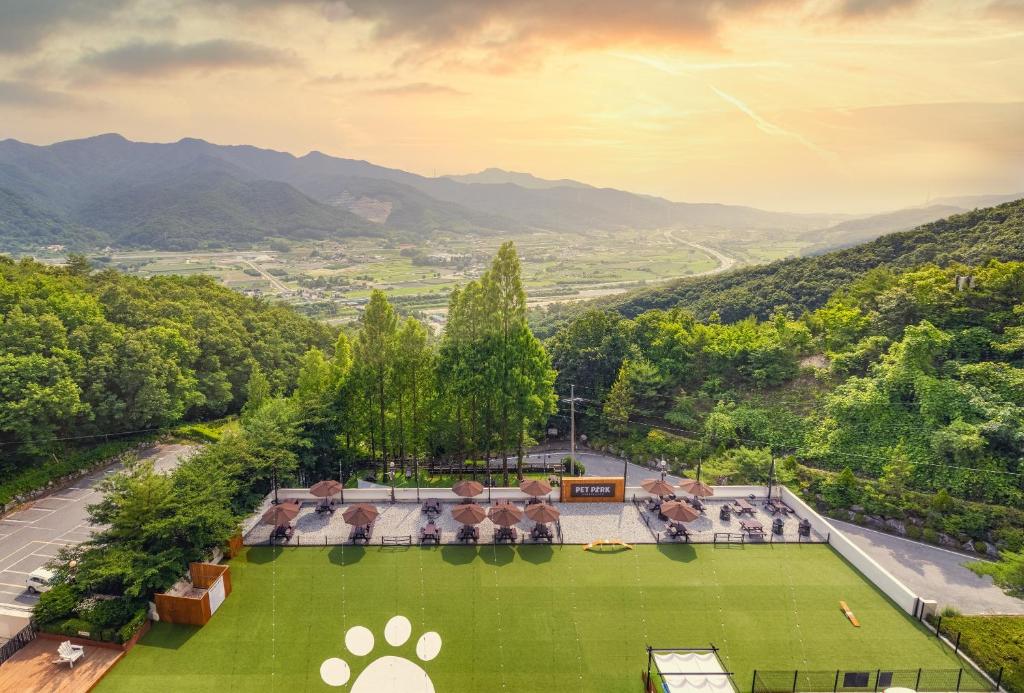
[780,487,922,615]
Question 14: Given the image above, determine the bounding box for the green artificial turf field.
[97,544,979,692]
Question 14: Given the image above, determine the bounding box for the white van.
[26,567,55,594]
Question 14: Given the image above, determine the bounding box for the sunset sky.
[1,0,1022,213]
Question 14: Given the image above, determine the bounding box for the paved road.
[830,519,1024,615]
[512,450,682,485]
[0,443,196,613]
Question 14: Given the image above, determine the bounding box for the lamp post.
[562,385,584,478]
[389,460,396,503]
[271,463,280,505]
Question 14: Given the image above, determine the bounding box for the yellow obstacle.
[840,600,860,627]
[583,539,634,551]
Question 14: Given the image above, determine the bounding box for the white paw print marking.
[320,615,442,692]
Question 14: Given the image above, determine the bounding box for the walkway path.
[829,519,1024,615]
[0,443,196,613]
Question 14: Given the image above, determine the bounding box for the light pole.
[389,460,396,503]
[271,463,280,505]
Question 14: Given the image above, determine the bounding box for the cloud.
[709,86,832,157]
[0,0,129,54]
[78,39,296,78]
[365,82,467,96]
[0,80,84,108]
[987,0,1024,18]
[834,0,921,18]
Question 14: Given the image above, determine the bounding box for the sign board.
[560,476,624,503]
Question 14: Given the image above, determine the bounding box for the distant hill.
[0,188,106,250]
[445,167,592,190]
[0,134,843,250]
[801,204,965,253]
[597,199,1024,323]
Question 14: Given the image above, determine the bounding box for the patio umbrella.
[309,480,344,498]
[342,503,379,527]
[452,480,484,498]
[451,502,487,525]
[525,502,561,524]
[488,503,524,527]
[678,478,714,498]
[660,500,700,523]
[519,478,553,497]
[261,502,300,526]
[641,478,676,497]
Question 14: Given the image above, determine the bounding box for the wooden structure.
[226,534,244,558]
[583,539,633,551]
[154,563,232,626]
[840,600,861,627]
[560,476,625,503]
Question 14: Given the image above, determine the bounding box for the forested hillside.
[0,254,334,470]
[547,258,1024,557]
[535,199,1024,334]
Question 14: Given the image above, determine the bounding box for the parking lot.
[0,444,195,613]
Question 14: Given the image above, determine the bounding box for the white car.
[26,567,55,594]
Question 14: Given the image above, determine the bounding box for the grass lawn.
[97,544,977,693]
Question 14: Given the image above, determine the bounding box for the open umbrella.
[525,502,561,524]
[262,502,300,526]
[641,478,676,497]
[488,503,524,527]
[452,480,484,498]
[519,478,553,497]
[451,502,487,525]
[310,480,344,497]
[342,503,379,527]
[660,500,700,523]
[678,478,714,498]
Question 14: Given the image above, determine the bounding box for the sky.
[0,0,1022,213]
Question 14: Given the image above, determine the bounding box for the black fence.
[0,619,37,666]
[752,668,999,693]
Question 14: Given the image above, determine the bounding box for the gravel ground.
[244,497,824,546]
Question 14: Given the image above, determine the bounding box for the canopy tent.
[649,649,735,693]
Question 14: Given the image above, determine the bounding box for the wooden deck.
[0,638,123,692]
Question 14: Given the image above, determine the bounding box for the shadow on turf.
[440,545,478,565]
[328,546,366,565]
[246,546,285,564]
[518,544,554,564]
[656,544,697,562]
[143,622,200,650]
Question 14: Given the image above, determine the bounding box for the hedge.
[942,616,1023,693]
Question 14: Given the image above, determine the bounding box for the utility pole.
[570,384,576,475]
[339,459,344,504]
[767,455,776,501]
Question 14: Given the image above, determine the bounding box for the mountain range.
[0,133,1019,252]
[0,134,841,251]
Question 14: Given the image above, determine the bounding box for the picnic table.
[739,519,765,536]
[734,499,757,515]
[316,499,337,514]
[351,524,373,545]
[457,525,479,543]
[685,497,705,513]
[665,522,691,542]
[495,526,518,544]
[272,524,294,541]
[422,499,442,515]
[765,498,793,515]
[530,524,554,543]
[420,521,440,545]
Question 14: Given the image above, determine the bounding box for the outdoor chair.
[772,518,785,535]
[719,505,732,521]
[53,640,85,668]
[798,519,811,537]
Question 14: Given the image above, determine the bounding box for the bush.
[974,540,989,554]
[942,616,1024,693]
[905,525,923,540]
[87,597,144,629]
[117,608,148,644]
[55,617,97,638]
[923,528,940,544]
[33,583,77,625]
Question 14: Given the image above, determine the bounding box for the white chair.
[53,640,85,668]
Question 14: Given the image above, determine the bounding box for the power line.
[0,427,167,447]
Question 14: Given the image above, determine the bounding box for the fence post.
[793,669,799,693]
[874,670,880,693]
[954,631,961,656]
[995,667,1003,691]
[915,668,922,691]
[936,616,942,637]
[956,668,963,692]
[751,670,757,693]
[834,670,840,693]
